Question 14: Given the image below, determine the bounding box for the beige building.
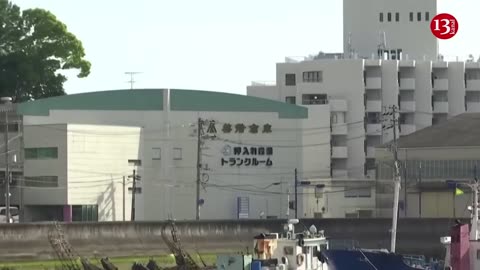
[19,124,141,222]
[375,113,480,218]
[15,88,334,221]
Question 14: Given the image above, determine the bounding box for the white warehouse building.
[15,88,365,221]
[247,0,480,217]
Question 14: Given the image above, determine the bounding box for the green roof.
[18,89,164,116]
[18,89,308,119]
[170,89,307,118]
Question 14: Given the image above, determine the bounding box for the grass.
[0,254,218,270]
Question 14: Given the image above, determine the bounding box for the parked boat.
[249,219,426,270]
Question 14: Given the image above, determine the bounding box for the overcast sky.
[11,0,480,95]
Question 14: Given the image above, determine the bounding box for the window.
[0,123,19,133]
[417,12,422,21]
[409,12,413,22]
[128,187,142,194]
[24,176,58,187]
[285,74,296,86]
[395,12,399,22]
[302,71,323,83]
[358,210,373,218]
[397,49,403,60]
[379,13,384,22]
[72,205,98,222]
[152,148,161,160]
[0,208,18,216]
[387,12,391,22]
[391,50,397,60]
[302,94,328,105]
[425,12,430,21]
[285,96,296,104]
[345,212,358,218]
[345,187,371,198]
[25,147,58,159]
[173,148,182,160]
[366,112,381,124]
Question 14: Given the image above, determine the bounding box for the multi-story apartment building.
[247,0,480,217]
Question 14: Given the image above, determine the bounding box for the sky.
[10,0,480,96]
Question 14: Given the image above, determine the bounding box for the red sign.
[430,13,458,40]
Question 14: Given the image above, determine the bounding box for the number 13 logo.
[430,13,458,40]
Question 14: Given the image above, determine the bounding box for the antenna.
[125,72,142,90]
[377,32,387,60]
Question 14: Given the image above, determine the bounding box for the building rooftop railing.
[250,81,276,86]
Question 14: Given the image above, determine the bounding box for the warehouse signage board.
[202,119,272,135]
[220,145,273,167]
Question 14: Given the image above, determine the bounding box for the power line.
[211,130,382,148]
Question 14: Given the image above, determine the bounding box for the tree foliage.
[0,0,91,102]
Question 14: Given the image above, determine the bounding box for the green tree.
[0,0,91,102]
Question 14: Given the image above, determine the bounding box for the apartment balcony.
[400,124,416,136]
[330,99,348,112]
[332,169,348,178]
[366,100,382,112]
[366,169,376,179]
[366,124,382,135]
[366,147,376,158]
[433,102,449,113]
[399,78,415,90]
[364,59,381,67]
[466,62,480,69]
[399,60,415,68]
[400,101,416,112]
[332,146,348,159]
[432,61,448,69]
[331,124,348,135]
[467,102,480,112]
[466,80,480,91]
[433,78,449,91]
[365,77,382,89]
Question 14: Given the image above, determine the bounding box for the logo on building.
[202,119,272,135]
[221,145,232,156]
[220,145,273,167]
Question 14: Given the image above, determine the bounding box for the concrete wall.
[0,218,460,262]
[23,124,68,205]
[67,124,143,221]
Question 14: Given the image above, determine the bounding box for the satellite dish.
[309,225,318,234]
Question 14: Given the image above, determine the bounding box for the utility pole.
[418,162,422,217]
[382,105,401,253]
[472,173,479,241]
[286,188,290,218]
[125,72,142,90]
[131,169,136,221]
[195,118,203,220]
[122,176,126,222]
[294,168,298,219]
[2,97,11,224]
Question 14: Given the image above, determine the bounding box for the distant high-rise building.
[343,0,438,61]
